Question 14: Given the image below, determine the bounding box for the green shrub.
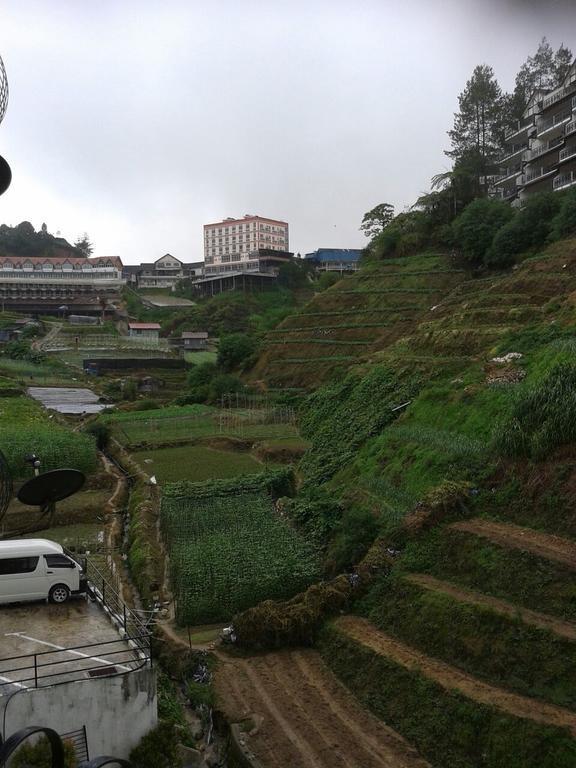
[3,426,97,478]
[11,736,76,768]
[452,198,514,267]
[129,722,183,768]
[488,193,562,268]
[85,420,111,450]
[217,332,259,372]
[550,188,576,240]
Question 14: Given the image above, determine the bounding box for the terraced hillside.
[252,253,467,389]
[224,239,576,767]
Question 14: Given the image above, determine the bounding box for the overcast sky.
[0,1,575,265]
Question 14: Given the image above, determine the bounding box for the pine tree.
[74,232,93,257]
[447,65,505,193]
[509,38,573,123]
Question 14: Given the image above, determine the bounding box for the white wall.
[1,666,157,759]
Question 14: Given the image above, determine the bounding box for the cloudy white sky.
[0,0,575,264]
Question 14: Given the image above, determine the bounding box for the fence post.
[34,654,38,688]
[102,578,106,605]
[123,604,127,633]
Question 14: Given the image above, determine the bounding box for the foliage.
[129,722,183,768]
[492,362,576,459]
[487,192,562,267]
[161,489,319,623]
[276,258,315,289]
[73,232,93,257]
[315,272,341,291]
[452,197,513,266]
[550,189,576,241]
[84,420,111,450]
[0,339,47,364]
[11,736,77,768]
[447,65,507,192]
[0,221,76,258]
[135,444,263,483]
[509,38,573,123]
[217,332,260,372]
[325,505,379,575]
[360,202,394,239]
[299,364,420,485]
[320,625,576,768]
[2,425,97,479]
[162,467,294,501]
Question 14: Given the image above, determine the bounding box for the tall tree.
[74,232,93,257]
[360,203,394,239]
[509,38,573,123]
[447,65,505,193]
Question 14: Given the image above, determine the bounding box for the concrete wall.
[1,666,157,759]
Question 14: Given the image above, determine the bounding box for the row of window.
[0,554,74,575]
[1,262,116,271]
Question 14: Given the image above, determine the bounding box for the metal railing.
[553,171,576,190]
[61,726,89,764]
[523,163,558,184]
[537,110,572,135]
[528,135,564,160]
[505,115,534,140]
[542,85,576,109]
[559,144,576,162]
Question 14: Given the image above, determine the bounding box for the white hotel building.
[203,215,289,275]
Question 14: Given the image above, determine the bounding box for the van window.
[0,557,40,574]
[45,554,75,569]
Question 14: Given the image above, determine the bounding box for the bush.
[217,333,259,372]
[129,722,183,768]
[3,426,97,478]
[550,188,576,240]
[452,197,514,266]
[11,735,76,767]
[488,192,562,267]
[85,420,111,450]
[133,398,161,411]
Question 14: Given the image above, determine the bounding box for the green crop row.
[268,356,358,365]
[161,490,319,623]
[267,322,396,333]
[319,625,576,768]
[266,338,372,346]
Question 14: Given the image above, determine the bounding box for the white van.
[0,539,86,605]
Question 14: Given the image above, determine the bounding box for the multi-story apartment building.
[494,60,576,203]
[0,254,124,314]
[203,215,289,274]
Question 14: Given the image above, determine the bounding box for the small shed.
[137,375,165,393]
[128,322,161,339]
[181,331,208,350]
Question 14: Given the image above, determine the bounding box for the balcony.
[505,116,535,140]
[522,163,558,186]
[553,171,576,191]
[537,110,572,137]
[566,120,576,138]
[559,144,576,163]
[498,143,528,165]
[493,166,523,186]
[527,135,564,160]
[0,270,123,284]
[541,85,576,110]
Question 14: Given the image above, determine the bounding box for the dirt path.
[405,573,576,641]
[214,649,429,768]
[450,518,576,569]
[335,615,576,736]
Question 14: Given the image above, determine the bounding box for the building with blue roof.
[304,248,364,273]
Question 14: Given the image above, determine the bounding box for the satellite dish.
[0,54,11,197]
[0,155,11,195]
[17,469,85,529]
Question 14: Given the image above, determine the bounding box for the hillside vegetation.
[233,237,576,765]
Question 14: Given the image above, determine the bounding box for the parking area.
[0,596,139,694]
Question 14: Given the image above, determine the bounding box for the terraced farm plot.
[215,648,429,768]
[135,444,266,483]
[161,487,319,624]
[251,254,467,388]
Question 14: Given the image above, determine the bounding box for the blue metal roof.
[305,248,364,263]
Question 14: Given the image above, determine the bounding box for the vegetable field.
[161,477,319,624]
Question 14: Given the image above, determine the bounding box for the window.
[45,554,74,568]
[0,556,39,574]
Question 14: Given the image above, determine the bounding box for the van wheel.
[49,584,70,604]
